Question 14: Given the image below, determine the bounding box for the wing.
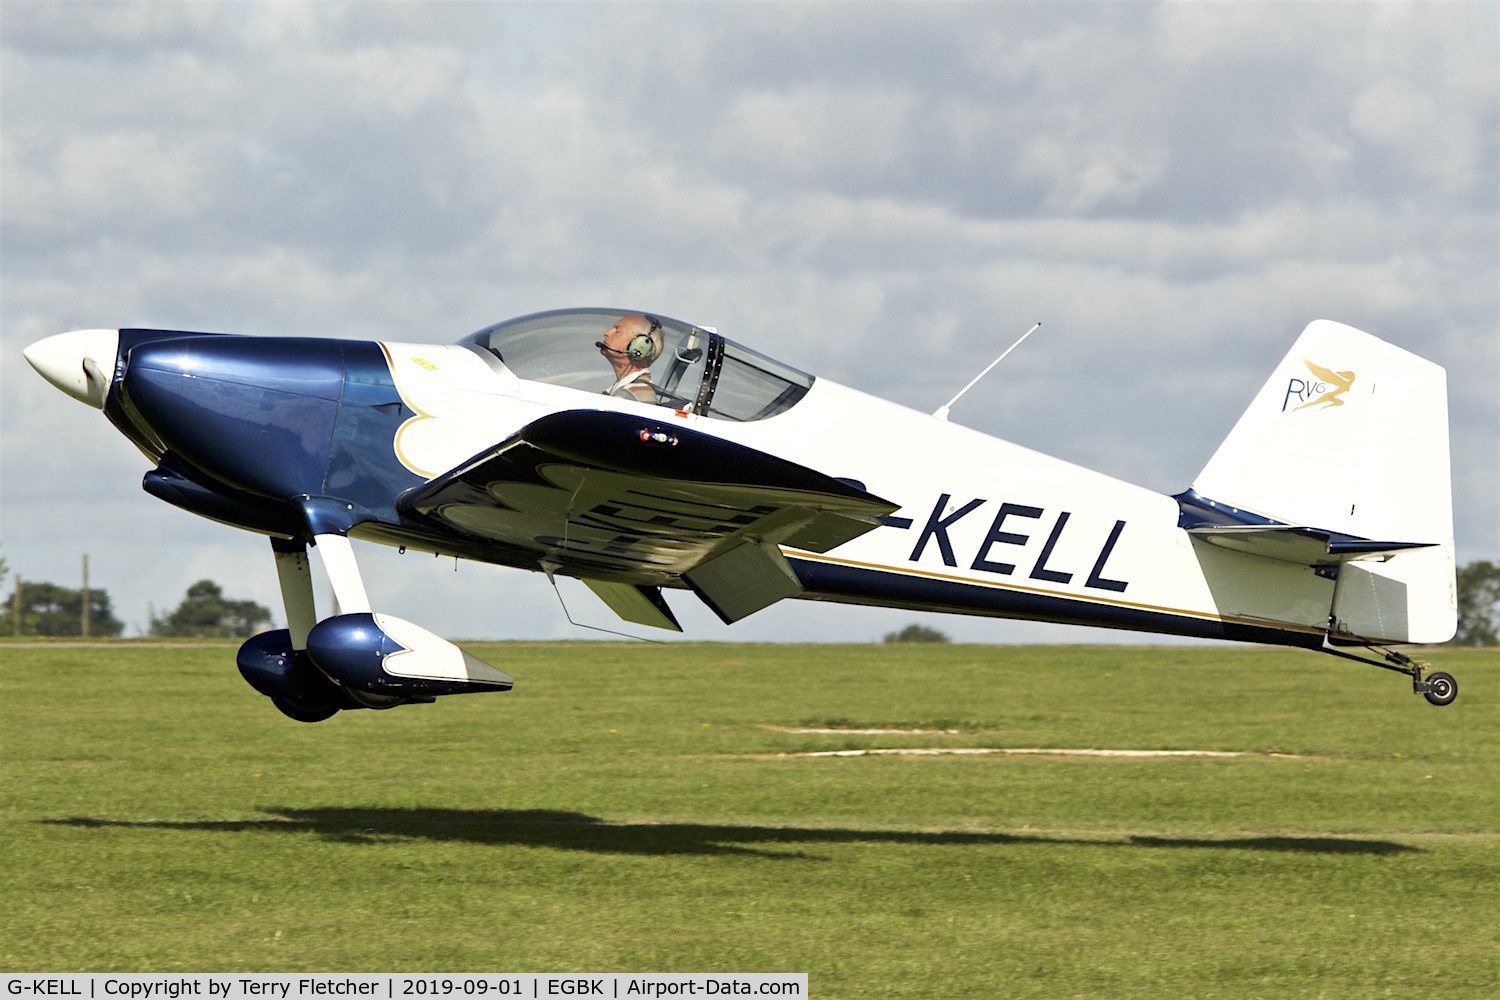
[399,410,898,623]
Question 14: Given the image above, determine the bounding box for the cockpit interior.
[460,308,814,421]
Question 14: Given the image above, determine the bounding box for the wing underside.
[399,410,898,624]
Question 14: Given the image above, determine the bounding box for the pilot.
[596,314,663,403]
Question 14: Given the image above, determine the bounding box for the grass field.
[2,640,1498,997]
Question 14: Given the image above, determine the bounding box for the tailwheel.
[1320,635,1457,706]
[1422,671,1457,707]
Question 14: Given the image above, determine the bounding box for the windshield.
[460,308,812,421]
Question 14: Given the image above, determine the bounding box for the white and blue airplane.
[24,309,1458,720]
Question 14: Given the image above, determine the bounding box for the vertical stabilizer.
[1191,320,1455,643]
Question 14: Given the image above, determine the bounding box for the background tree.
[150,580,273,639]
[883,623,951,644]
[1454,560,1500,646]
[0,581,124,637]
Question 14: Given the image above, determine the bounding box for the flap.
[582,579,683,632]
[400,410,897,592]
[685,540,804,624]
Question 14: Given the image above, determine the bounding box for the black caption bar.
[4,976,807,1000]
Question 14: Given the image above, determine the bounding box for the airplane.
[24,309,1459,721]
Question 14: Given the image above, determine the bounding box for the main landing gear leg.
[253,537,346,722]
[1320,634,1457,706]
[271,537,317,651]
[311,533,372,615]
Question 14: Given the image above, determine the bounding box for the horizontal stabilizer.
[1186,525,1435,566]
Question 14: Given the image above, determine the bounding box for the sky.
[2,1,1496,644]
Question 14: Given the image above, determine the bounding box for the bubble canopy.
[459,308,814,421]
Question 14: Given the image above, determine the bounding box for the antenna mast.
[933,322,1041,422]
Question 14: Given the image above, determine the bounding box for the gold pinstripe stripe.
[378,342,441,479]
[783,548,1326,637]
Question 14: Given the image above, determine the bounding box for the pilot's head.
[597,314,663,377]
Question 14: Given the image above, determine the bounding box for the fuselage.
[75,323,1330,650]
[25,308,1464,721]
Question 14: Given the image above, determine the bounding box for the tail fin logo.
[1282,358,1355,412]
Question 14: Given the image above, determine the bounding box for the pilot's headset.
[625,315,664,365]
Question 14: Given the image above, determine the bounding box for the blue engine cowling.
[237,629,353,721]
[305,613,513,699]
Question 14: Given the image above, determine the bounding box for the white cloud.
[4,129,220,231]
[1015,135,1170,213]
[715,85,919,179]
[0,1,223,54]
[1350,76,1486,196]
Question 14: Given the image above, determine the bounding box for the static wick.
[933,322,1042,422]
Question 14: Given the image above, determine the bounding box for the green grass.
[2,641,1498,997]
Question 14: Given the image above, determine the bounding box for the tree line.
[1,556,272,639]
[1455,561,1500,646]
[0,553,1497,644]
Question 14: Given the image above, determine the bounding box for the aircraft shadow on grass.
[46,810,1419,859]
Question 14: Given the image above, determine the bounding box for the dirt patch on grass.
[747,747,1302,759]
[761,725,963,735]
